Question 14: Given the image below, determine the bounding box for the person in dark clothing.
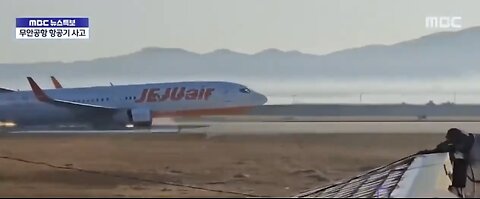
[417,128,473,155]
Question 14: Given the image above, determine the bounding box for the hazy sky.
[2,0,480,63]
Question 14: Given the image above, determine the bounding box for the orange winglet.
[27,77,50,102]
[51,76,63,89]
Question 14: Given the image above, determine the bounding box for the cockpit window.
[239,88,251,94]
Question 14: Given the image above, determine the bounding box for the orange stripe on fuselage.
[152,106,254,117]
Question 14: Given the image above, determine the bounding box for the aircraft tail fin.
[28,77,50,102]
[50,76,63,89]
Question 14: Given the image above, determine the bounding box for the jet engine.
[113,108,152,127]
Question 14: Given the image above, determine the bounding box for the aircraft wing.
[27,77,118,112]
[0,88,15,93]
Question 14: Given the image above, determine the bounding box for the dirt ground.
[0,133,445,197]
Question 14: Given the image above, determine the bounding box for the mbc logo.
[425,16,462,29]
[136,87,215,103]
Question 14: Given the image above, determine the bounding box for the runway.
[8,127,180,134]
[6,119,480,135]
[178,121,480,136]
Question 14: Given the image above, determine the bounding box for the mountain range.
[2,27,480,91]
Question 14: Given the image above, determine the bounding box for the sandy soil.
[0,133,445,197]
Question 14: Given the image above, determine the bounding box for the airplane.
[50,76,115,89]
[0,77,268,130]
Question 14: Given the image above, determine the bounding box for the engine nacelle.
[113,108,152,127]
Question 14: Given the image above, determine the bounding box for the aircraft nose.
[256,93,268,105]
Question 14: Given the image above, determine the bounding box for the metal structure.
[295,153,458,198]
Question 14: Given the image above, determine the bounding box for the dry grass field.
[0,132,445,197]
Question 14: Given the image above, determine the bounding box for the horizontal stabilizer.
[0,88,15,93]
